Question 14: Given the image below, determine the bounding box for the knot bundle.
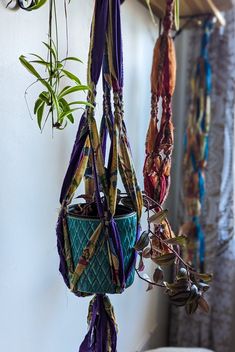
[144,0,176,207]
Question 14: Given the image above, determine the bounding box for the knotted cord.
[143,0,176,208]
[180,20,213,272]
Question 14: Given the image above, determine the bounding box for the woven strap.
[56,0,142,295]
[182,20,213,271]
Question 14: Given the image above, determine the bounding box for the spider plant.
[19,0,92,131]
[20,43,91,130]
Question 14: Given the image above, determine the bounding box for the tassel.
[79,294,118,352]
[151,35,176,97]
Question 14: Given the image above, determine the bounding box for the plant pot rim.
[67,203,136,221]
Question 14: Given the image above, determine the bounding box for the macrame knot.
[163,0,174,34]
[88,85,97,107]
[103,91,111,116]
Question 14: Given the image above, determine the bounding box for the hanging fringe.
[79,294,118,352]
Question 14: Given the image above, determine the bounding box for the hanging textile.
[180,20,213,272]
[56,0,142,351]
[143,0,176,208]
[141,0,214,317]
[170,7,235,352]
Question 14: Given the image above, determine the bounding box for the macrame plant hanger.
[56,0,142,351]
[144,0,176,210]
[180,20,213,272]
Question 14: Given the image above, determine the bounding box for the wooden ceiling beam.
[138,0,234,27]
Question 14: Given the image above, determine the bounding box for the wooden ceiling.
[139,0,235,26]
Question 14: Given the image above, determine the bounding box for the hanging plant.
[56,1,212,351]
[19,0,91,131]
[134,194,211,314]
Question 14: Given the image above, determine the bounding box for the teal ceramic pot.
[66,204,137,294]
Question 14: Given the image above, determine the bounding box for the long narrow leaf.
[29,0,48,11]
[69,101,94,109]
[59,85,89,98]
[37,101,46,130]
[19,55,42,80]
[29,53,47,62]
[39,91,50,105]
[59,98,74,123]
[61,69,81,85]
[58,108,78,124]
[30,60,50,66]
[61,57,83,64]
[42,42,57,62]
[34,98,44,114]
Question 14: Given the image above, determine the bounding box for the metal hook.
[173,14,216,40]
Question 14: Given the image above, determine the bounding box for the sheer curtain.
[169,7,235,352]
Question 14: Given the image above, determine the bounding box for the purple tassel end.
[79,294,117,352]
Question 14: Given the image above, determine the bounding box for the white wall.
[0,1,169,351]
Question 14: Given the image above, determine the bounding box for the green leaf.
[58,108,78,124]
[58,85,71,96]
[69,101,94,109]
[30,60,50,66]
[174,0,180,31]
[28,0,48,11]
[42,42,57,62]
[61,57,83,64]
[56,62,63,70]
[19,55,42,80]
[34,97,43,114]
[58,85,89,99]
[39,91,50,105]
[37,101,46,130]
[29,53,46,62]
[19,55,54,93]
[61,69,82,85]
[59,98,74,123]
[51,93,61,118]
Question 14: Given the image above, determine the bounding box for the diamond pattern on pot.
[67,212,137,294]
